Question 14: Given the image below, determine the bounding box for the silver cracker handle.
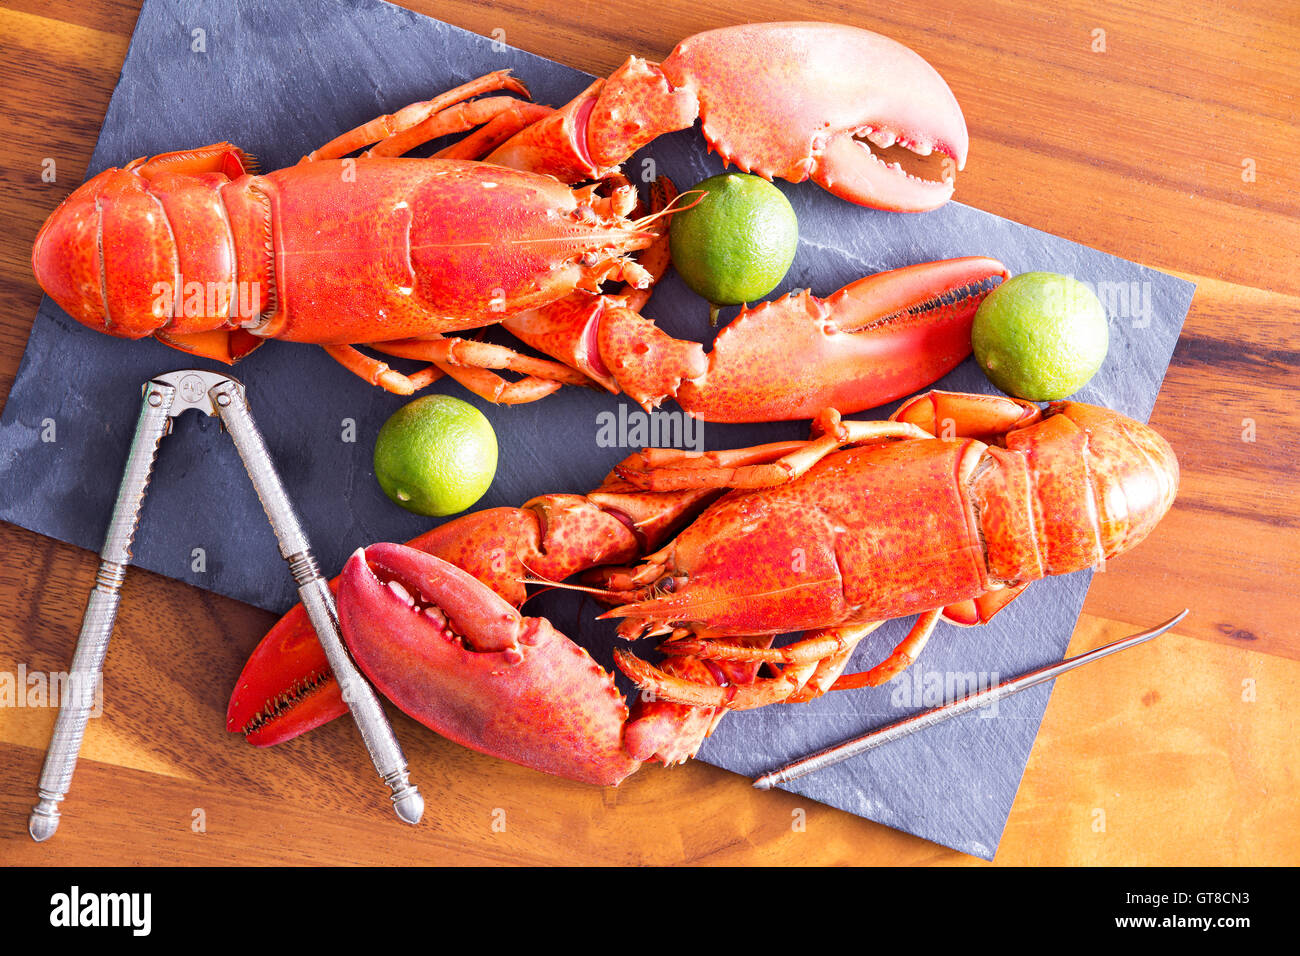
[29,380,176,841]
[211,379,423,825]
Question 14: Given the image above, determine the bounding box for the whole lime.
[373,395,498,517]
[669,173,798,312]
[971,272,1109,400]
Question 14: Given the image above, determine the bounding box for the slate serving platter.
[0,0,1193,858]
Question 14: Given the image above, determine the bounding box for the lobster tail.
[973,402,1179,579]
[32,145,270,361]
[1043,401,1179,563]
[32,167,198,340]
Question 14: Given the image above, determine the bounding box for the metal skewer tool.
[753,609,1189,791]
[28,370,423,841]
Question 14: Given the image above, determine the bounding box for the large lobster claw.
[489,22,969,212]
[505,256,1009,422]
[338,543,642,786]
[661,22,968,212]
[674,257,1008,422]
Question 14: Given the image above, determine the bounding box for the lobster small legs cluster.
[287,68,665,402]
[32,22,1009,423]
[229,391,1179,785]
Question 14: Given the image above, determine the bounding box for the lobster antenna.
[629,188,706,230]
[519,576,626,603]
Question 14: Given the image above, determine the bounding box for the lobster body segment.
[611,398,1179,641]
[259,159,658,343]
[230,393,1178,786]
[621,438,990,635]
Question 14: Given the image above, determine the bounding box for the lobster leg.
[371,335,598,403]
[432,102,556,160]
[828,609,944,689]
[363,97,544,159]
[321,332,589,401]
[421,363,564,405]
[616,648,818,710]
[373,335,596,385]
[614,413,930,491]
[616,621,882,709]
[786,638,868,703]
[321,344,444,395]
[892,389,1041,440]
[621,655,722,765]
[303,71,531,161]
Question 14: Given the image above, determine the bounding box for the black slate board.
[0,0,1194,858]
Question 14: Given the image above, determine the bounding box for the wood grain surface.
[0,0,1296,866]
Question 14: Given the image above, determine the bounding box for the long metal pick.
[752,609,1189,791]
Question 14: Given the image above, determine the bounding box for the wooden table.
[1,0,1295,866]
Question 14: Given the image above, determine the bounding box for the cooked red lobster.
[229,391,1179,785]
[30,22,1005,421]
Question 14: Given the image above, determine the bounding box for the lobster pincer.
[27,370,422,840]
[487,22,970,212]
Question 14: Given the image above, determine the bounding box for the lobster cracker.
[27,370,422,841]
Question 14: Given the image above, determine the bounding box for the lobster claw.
[337,543,642,786]
[675,257,1009,422]
[487,23,970,212]
[660,22,968,212]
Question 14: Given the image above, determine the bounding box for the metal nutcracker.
[28,370,423,841]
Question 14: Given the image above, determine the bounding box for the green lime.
[373,395,498,517]
[669,173,798,317]
[971,272,1109,400]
